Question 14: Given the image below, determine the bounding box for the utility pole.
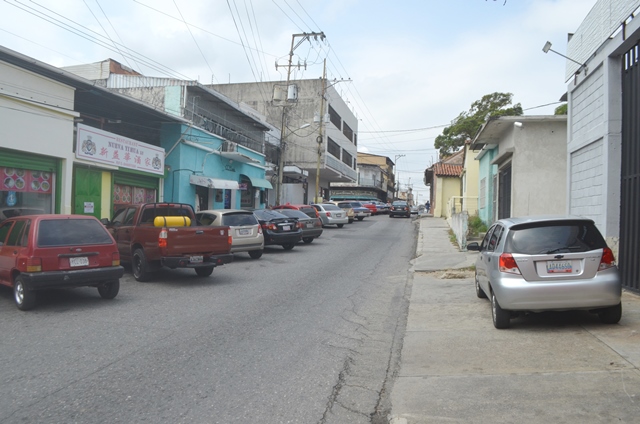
[275,32,325,206]
[315,59,326,204]
[394,154,405,200]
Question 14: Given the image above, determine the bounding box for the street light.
[542,41,587,75]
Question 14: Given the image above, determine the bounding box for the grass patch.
[468,215,488,237]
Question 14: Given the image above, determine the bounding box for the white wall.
[0,61,78,214]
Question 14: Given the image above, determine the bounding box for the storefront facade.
[73,124,165,219]
[162,124,271,211]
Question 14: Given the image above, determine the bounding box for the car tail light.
[112,252,121,267]
[499,253,521,275]
[158,228,168,248]
[26,257,42,272]
[262,223,276,231]
[228,234,233,246]
[258,225,263,234]
[599,247,616,270]
[326,212,332,217]
[297,222,304,229]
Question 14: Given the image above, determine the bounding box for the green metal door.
[73,168,102,219]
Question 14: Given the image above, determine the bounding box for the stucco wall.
[0,61,78,214]
[511,120,567,217]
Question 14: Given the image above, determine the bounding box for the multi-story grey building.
[210,79,358,204]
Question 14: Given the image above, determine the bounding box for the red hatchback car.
[0,214,124,310]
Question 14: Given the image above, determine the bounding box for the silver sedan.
[467,216,621,329]
[311,203,349,228]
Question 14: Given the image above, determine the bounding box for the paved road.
[0,214,416,424]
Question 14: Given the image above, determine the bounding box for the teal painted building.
[475,145,498,226]
[162,124,272,211]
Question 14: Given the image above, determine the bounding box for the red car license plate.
[69,257,89,267]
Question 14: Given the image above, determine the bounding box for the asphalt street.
[0,213,416,424]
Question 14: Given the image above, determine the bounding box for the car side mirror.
[100,218,110,226]
[467,242,481,251]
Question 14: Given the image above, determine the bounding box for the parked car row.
[0,201,407,311]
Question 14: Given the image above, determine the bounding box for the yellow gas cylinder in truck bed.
[153,216,191,227]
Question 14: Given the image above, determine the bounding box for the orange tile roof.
[432,163,463,177]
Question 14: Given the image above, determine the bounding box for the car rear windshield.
[221,213,258,226]
[38,219,114,247]
[321,204,341,211]
[392,201,407,206]
[254,209,288,220]
[504,220,608,255]
[299,207,316,218]
[278,209,309,219]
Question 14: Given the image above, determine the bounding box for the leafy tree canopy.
[554,103,568,115]
[434,92,523,157]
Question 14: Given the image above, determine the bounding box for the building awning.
[189,175,239,190]
[241,174,273,189]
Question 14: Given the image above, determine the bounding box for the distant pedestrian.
[425,201,430,214]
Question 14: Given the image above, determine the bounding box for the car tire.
[389,215,393,218]
[132,248,151,282]
[282,243,295,251]
[98,280,120,299]
[302,237,314,244]
[337,224,344,228]
[195,266,214,277]
[14,275,36,311]
[491,291,510,329]
[249,250,263,259]
[357,217,364,221]
[475,272,487,299]
[598,303,622,324]
[348,218,354,224]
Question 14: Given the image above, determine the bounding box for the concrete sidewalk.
[389,215,640,424]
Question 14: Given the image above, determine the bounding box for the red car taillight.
[258,226,263,234]
[112,251,121,267]
[158,228,168,248]
[262,223,276,231]
[499,253,521,275]
[599,247,616,270]
[26,257,42,272]
[326,212,332,217]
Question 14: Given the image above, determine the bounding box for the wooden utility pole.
[275,32,325,206]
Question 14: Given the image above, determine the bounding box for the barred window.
[342,150,352,166]
[327,137,340,158]
[343,122,353,142]
[328,105,341,129]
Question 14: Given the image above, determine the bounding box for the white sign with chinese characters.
[75,124,165,176]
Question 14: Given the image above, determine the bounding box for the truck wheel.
[249,250,263,259]
[98,280,120,299]
[282,243,295,251]
[302,237,314,244]
[195,266,214,277]
[14,275,36,311]
[132,248,151,282]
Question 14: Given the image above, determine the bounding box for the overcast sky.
[0,0,598,203]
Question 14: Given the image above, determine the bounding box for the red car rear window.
[37,219,114,247]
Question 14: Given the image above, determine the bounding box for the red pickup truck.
[102,203,233,281]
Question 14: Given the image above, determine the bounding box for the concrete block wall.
[566,0,638,78]
[569,139,604,228]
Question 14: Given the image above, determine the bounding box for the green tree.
[434,92,523,157]
[554,103,568,115]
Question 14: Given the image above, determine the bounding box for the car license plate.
[306,223,313,228]
[190,256,203,264]
[282,225,290,231]
[69,257,89,267]
[238,228,251,236]
[547,260,572,273]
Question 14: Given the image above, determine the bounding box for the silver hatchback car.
[467,216,621,329]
